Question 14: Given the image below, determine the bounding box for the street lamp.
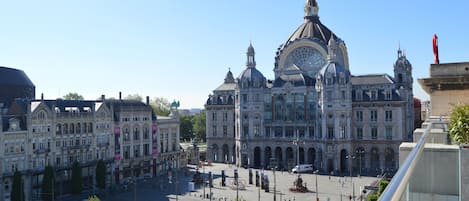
[292,129,304,176]
[314,169,319,201]
[356,149,365,177]
[346,154,355,183]
[273,166,277,201]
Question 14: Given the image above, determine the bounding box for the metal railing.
[378,122,433,201]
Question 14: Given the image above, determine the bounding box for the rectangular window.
[371,127,378,139]
[357,127,363,140]
[242,94,248,103]
[134,145,140,158]
[341,91,346,99]
[298,127,305,138]
[212,126,217,137]
[243,125,249,137]
[356,111,363,122]
[275,127,282,137]
[327,127,334,139]
[386,127,393,140]
[223,112,228,121]
[254,125,260,137]
[144,144,150,156]
[385,110,393,122]
[124,146,130,159]
[371,90,377,100]
[327,91,332,101]
[309,126,315,138]
[385,90,392,100]
[265,127,271,137]
[370,110,378,122]
[340,126,346,139]
[286,127,294,138]
[356,90,362,100]
[212,112,217,121]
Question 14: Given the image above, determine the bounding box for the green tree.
[192,112,206,142]
[180,115,194,141]
[95,160,106,189]
[378,180,389,196]
[449,104,469,144]
[367,193,378,201]
[71,161,82,194]
[11,170,24,201]
[124,94,143,101]
[41,166,55,201]
[150,97,171,116]
[63,92,84,100]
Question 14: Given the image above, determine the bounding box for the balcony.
[33,148,50,154]
[379,119,464,201]
[61,144,91,151]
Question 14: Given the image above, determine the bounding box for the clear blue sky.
[1,0,468,109]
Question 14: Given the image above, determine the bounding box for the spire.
[397,41,403,58]
[327,35,337,63]
[304,0,319,18]
[246,42,256,68]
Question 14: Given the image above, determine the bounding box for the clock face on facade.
[284,46,326,78]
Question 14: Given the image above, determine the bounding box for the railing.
[379,122,433,201]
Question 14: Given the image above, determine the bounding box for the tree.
[448,104,469,144]
[71,161,82,194]
[63,92,84,100]
[41,166,55,201]
[124,94,143,101]
[192,111,206,142]
[11,170,24,201]
[378,180,389,196]
[150,97,171,116]
[95,160,106,189]
[180,115,194,141]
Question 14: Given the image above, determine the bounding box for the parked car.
[292,164,314,173]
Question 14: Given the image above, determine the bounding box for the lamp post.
[314,170,319,201]
[292,129,304,177]
[273,166,277,201]
[346,154,355,183]
[356,150,365,177]
[202,161,206,199]
[234,169,239,201]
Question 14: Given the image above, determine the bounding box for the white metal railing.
[378,122,433,201]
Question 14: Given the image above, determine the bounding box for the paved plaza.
[99,163,379,201]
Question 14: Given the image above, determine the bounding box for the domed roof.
[283,0,338,47]
[318,62,350,79]
[0,66,35,87]
[239,67,265,82]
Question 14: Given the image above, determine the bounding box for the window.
[134,145,140,158]
[123,127,130,141]
[242,94,248,103]
[223,112,228,121]
[223,126,227,136]
[356,90,362,100]
[385,90,392,100]
[265,127,271,137]
[124,146,130,159]
[385,110,392,122]
[386,127,393,140]
[371,127,378,139]
[144,144,150,156]
[133,127,140,140]
[243,125,248,137]
[212,126,217,136]
[370,110,378,122]
[254,125,260,137]
[340,126,346,139]
[371,90,377,100]
[356,111,363,122]
[341,91,346,99]
[327,127,334,139]
[212,112,217,121]
[275,127,282,137]
[326,91,332,101]
[298,127,305,138]
[143,127,149,139]
[286,127,294,138]
[357,127,363,140]
[309,126,315,138]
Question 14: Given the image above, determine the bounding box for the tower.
[394,47,414,140]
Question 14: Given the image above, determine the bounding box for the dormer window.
[371,90,377,100]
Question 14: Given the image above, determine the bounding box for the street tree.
[449,104,469,144]
[124,94,143,101]
[192,111,206,142]
[63,92,84,100]
[71,161,82,194]
[41,166,55,201]
[96,160,106,189]
[180,115,194,141]
[150,97,171,116]
[11,170,24,201]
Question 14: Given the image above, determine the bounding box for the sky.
[1,0,468,109]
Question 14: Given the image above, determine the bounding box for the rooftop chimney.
[101,94,105,101]
[41,93,44,100]
[119,92,122,100]
[146,96,150,105]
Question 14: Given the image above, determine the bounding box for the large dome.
[0,66,35,106]
[284,16,337,47]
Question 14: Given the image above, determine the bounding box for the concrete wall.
[400,143,459,198]
[430,90,469,116]
[430,62,469,77]
[460,147,469,201]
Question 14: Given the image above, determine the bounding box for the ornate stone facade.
[206,0,414,177]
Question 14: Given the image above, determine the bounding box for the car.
[292,164,314,173]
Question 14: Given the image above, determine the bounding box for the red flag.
[433,34,439,64]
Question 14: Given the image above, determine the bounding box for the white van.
[292,164,314,173]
